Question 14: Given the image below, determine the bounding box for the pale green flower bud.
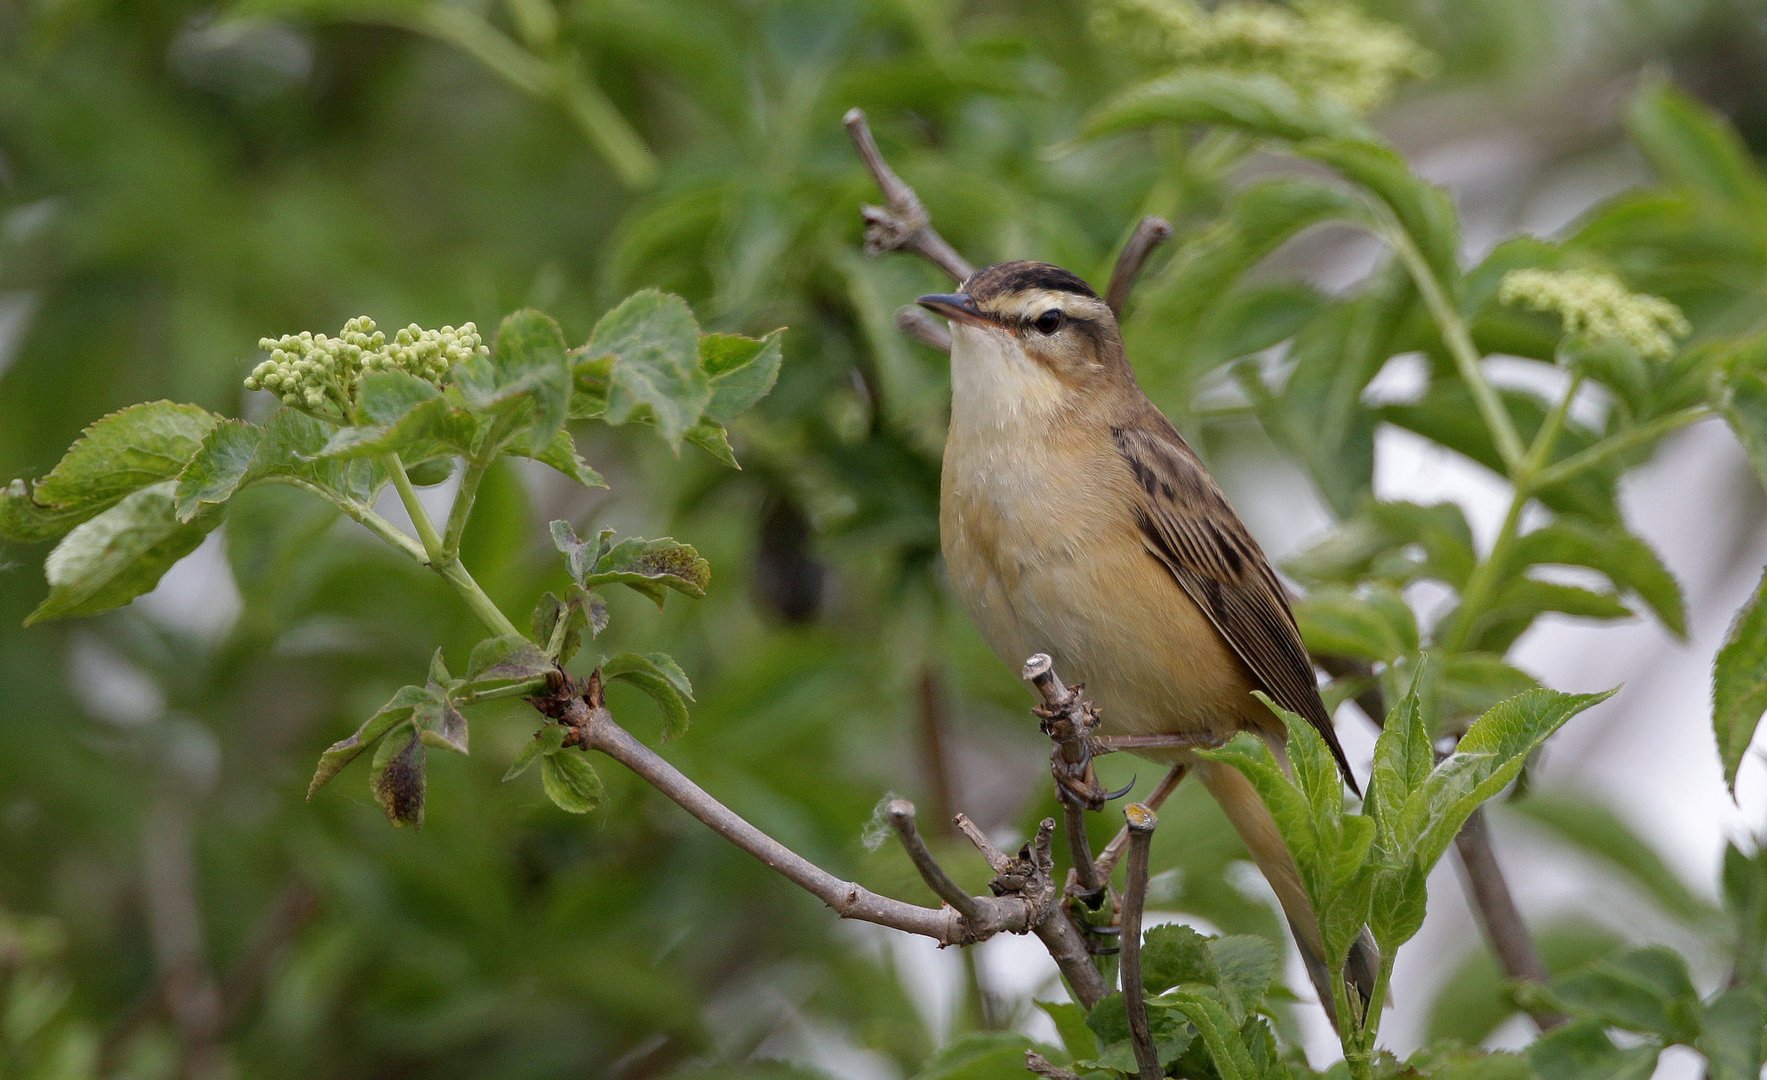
[1498,268,1690,361]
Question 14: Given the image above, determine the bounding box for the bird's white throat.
[946,323,1069,436]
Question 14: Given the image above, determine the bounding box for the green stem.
[274,475,524,643]
[457,674,552,704]
[1530,404,1710,491]
[384,453,448,567]
[1441,372,1584,652]
[1381,216,1528,470]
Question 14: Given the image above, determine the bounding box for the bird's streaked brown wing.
[1111,415,1359,794]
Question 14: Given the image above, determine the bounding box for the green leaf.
[464,635,553,692]
[1413,688,1617,869]
[24,482,223,626]
[1527,1020,1660,1080]
[1294,585,1418,663]
[552,521,710,607]
[700,330,783,422]
[540,751,604,813]
[1698,986,1767,1080]
[1082,993,1193,1072]
[370,725,426,828]
[307,684,433,797]
[1140,924,1217,994]
[1714,565,1767,794]
[603,651,693,740]
[1439,653,1540,722]
[504,426,605,489]
[1404,1048,1533,1080]
[1368,663,1433,858]
[1424,920,1625,1045]
[1625,78,1766,211]
[1718,357,1767,491]
[503,724,568,782]
[908,1032,1044,1080]
[1300,137,1461,283]
[1081,70,1373,144]
[1034,999,1096,1061]
[0,479,114,543]
[1462,577,1633,653]
[318,371,473,461]
[1154,990,1258,1080]
[32,401,220,510]
[586,289,710,451]
[1529,946,1701,1042]
[173,420,265,521]
[1206,935,1281,1024]
[1721,841,1767,984]
[452,310,573,448]
[1512,794,1716,927]
[1510,519,1686,638]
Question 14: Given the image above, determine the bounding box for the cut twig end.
[1125,802,1159,833]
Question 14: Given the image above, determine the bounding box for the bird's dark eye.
[1032,309,1064,335]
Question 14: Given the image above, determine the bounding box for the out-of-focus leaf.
[1718,358,1767,491]
[24,482,222,625]
[1625,78,1767,212]
[1438,653,1539,722]
[1424,921,1626,1045]
[1081,70,1373,144]
[1404,1048,1533,1080]
[1294,584,1417,663]
[1034,999,1096,1061]
[1527,1020,1660,1080]
[907,1031,1044,1080]
[585,289,709,451]
[1512,794,1716,927]
[540,750,603,813]
[1525,946,1700,1042]
[1509,519,1685,638]
[1300,137,1460,283]
[1698,986,1767,1080]
[1714,566,1767,794]
[1722,841,1767,984]
[1459,577,1632,654]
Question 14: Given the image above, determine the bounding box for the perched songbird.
[920,260,1376,1018]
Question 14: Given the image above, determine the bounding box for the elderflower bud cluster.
[1498,268,1690,362]
[243,317,488,414]
[1094,0,1435,112]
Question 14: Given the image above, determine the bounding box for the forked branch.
[845,108,974,284]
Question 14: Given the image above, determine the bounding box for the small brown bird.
[920,260,1376,1017]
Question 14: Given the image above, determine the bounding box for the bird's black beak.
[916,292,988,329]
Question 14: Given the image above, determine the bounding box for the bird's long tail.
[1196,757,1379,1025]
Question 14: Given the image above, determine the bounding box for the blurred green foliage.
[6,1,1767,1078]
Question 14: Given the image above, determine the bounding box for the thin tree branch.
[887,799,980,925]
[844,108,974,283]
[1105,217,1173,316]
[1024,655,1108,905]
[1120,803,1162,1080]
[1025,1052,1083,1080]
[1453,809,1567,1031]
[1094,763,1189,879]
[896,306,953,353]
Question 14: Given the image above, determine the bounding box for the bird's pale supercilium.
[920,260,1376,1020]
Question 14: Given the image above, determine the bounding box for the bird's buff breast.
[939,333,1252,745]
